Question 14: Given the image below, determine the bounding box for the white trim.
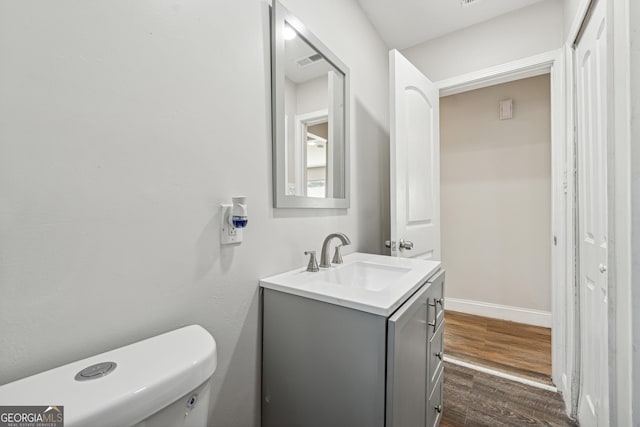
[444,356,558,393]
[436,51,558,96]
[549,46,568,403]
[446,298,552,328]
[608,0,633,425]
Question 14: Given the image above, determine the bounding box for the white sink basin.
[260,252,441,316]
[319,262,411,291]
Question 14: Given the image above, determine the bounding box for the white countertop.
[260,252,441,316]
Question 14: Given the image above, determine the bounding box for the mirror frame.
[271,1,350,209]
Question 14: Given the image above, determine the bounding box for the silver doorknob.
[399,239,413,250]
[435,351,443,360]
[435,405,442,413]
[599,264,607,273]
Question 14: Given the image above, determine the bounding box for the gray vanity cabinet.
[261,269,445,427]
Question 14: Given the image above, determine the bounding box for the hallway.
[444,310,552,385]
[441,311,573,426]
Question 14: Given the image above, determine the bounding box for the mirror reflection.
[282,22,345,199]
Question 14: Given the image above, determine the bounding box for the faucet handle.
[331,245,344,265]
[304,251,319,272]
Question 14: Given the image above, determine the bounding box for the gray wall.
[0,0,390,426]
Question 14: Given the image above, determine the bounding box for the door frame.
[294,109,329,197]
[434,49,572,412]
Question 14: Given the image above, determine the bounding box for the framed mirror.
[271,1,350,208]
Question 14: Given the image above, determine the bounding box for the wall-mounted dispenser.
[220,196,248,245]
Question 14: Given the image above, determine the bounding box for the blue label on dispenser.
[232,217,248,228]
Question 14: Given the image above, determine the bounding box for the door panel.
[575,0,609,425]
[390,50,440,260]
[406,89,435,223]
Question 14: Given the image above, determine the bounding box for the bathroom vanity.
[260,253,445,427]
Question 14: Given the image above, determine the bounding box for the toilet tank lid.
[0,325,217,427]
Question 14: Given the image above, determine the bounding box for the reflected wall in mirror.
[272,1,350,208]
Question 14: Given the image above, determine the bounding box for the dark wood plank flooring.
[444,310,553,385]
[441,362,576,427]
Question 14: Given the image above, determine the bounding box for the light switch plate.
[499,98,513,120]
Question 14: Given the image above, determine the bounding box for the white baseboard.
[446,298,552,328]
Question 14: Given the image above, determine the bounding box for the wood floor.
[444,310,553,385]
[441,362,576,426]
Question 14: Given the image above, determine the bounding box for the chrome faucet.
[319,233,351,268]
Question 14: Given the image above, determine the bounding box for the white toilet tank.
[0,325,217,427]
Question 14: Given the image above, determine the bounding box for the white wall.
[0,1,390,426]
[401,0,563,81]
[295,75,328,115]
[440,75,551,313]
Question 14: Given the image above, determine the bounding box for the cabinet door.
[386,282,429,427]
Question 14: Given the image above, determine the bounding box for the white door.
[575,0,609,425]
[389,50,440,260]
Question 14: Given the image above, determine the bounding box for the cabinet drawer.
[426,368,444,427]
[426,270,445,339]
[428,322,444,391]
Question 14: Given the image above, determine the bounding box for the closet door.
[575,0,609,425]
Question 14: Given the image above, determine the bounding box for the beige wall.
[401,0,563,81]
[440,74,551,312]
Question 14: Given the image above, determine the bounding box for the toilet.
[0,325,217,427]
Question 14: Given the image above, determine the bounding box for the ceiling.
[284,34,336,84]
[357,0,546,49]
